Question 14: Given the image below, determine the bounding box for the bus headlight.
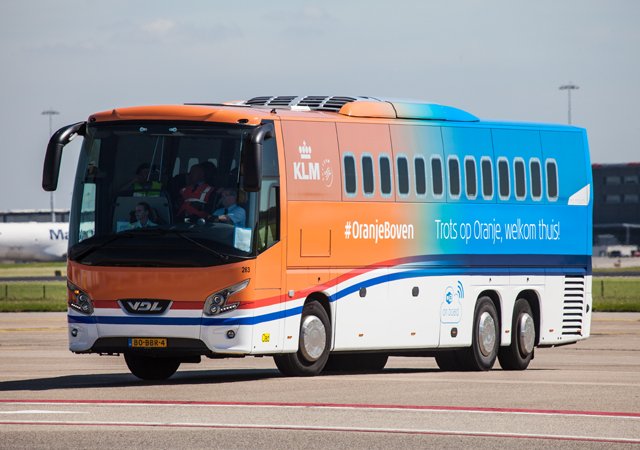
[67,281,94,315]
[204,279,249,316]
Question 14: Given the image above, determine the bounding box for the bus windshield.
[68,122,257,267]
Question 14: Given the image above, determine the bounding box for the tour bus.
[43,96,592,380]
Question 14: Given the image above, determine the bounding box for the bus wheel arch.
[273,297,331,377]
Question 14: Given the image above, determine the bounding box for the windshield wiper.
[126,228,230,262]
[70,233,132,262]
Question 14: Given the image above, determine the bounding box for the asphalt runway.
[1,312,639,449]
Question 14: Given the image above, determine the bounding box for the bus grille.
[562,275,584,336]
[244,96,360,112]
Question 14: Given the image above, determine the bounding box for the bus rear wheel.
[274,301,331,377]
[323,353,388,373]
[498,298,535,370]
[458,297,499,371]
[124,354,181,380]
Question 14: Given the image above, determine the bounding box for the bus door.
[251,134,284,353]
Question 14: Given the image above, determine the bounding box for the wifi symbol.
[457,281,464,299]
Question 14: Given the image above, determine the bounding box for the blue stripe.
[71,254,589,328]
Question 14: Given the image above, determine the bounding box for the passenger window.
[448,156,460,199]
[465,157,477,200]
[172,158,181,177]
[397,155,410,196]
[361,154,375,197]
[414,156,427,197]
[514,158,526,200]
[379,154,392,197]
[546,159,558,201]
[481,157,493,200]
[498,157,510,200]
[187,158,199,172]
[343,154,357,197]
[530,159,542,201]
[431,156,444,198]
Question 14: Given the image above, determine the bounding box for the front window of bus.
[68,122,260,267]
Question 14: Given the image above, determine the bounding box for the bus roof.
[87,97,581,132]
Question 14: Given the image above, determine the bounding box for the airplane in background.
[0,222,68,262]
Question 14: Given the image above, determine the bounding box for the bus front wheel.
[498,298,535,370]
[458,297,499,371]
[124,354,181,380]
[273,301,331,377]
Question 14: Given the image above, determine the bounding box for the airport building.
[592,163,640,255]
[0,209,69,223]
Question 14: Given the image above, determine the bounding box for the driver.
[210,188,245,227]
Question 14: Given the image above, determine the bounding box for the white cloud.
[141,19,176,38]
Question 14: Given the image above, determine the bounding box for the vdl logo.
[119,299,172,315]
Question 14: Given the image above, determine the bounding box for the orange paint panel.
[89,105,267,125]
[255,242,283,289]
[281,121,341,201]
[338,101,397,119]
[300,228,331,257]
[68,260,256,304]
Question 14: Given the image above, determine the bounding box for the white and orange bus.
[43,96,593,379]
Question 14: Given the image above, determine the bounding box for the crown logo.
[299,141,312,159]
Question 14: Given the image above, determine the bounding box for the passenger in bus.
[176,163,216,221]
[119,163,164,197]
[210,188,245,227]
[130,202,156,228]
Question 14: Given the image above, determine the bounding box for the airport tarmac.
[0,312,639,448]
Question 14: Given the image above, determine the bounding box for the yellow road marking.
[592,319,640,322]
[0,318,66,322]
[0,327,67,332]
[591,332,640,335]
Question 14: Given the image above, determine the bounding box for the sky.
[1,0,639,212]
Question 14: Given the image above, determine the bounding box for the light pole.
[42,109,59,222]
[559,82,579,125]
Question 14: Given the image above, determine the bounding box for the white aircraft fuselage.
[0,222,69,262]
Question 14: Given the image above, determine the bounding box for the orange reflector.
[287,336,292,339]
[506,330,510,333]
[411,332,416,336]
[549,329,554,332]
[359,334,363,337]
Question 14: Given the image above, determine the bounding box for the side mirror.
[242,122,274,192]
[43,122,86,191]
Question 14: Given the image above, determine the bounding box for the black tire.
[273,301,331,377]
[498,298,535,370]
[457,297,499,371]
[124,354,180,380]
[435,351,463,371]
[323,353,388,373]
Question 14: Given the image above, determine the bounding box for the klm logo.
[119,299,171,315]
[294,141,320,180]
[49,229,69,240]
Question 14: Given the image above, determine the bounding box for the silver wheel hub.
[299,315,326,362]
[518,313,535,356]
[478,311,496,356]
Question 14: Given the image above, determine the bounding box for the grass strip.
[0,282,67,312]
[592,278,640,312]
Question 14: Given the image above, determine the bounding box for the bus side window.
[414,155,427,198]
[361,153,375,198]
[465,156,477,200]
[481,157,493,200]
[343,153,357,197]
[396,155,410,198]
[431,156,444,199]
[448,156,461,199]
[498,157,510,200]
[530,158,542,201]
[379,154,393,198]
[546,159,558,201]
[514,157,526,200]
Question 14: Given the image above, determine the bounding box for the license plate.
[128,338,167,348]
